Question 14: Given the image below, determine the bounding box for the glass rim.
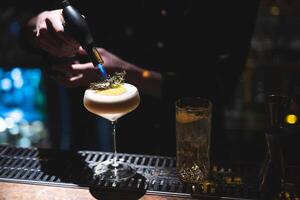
[175,97,213,110]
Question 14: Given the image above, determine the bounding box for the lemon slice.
[96,85,127,96]
[176,111,200,123]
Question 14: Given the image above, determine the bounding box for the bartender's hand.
[28,9,81,57]
[50,48,135,87]
[49,48,162,98]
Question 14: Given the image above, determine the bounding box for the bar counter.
[0,182,193,200]
[0,143,299,199]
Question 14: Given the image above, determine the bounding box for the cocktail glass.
[83,83,140,182]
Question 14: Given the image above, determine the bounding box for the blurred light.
[285,114,297,124]
[0,118,7,132]
[11,68,22,80]
[20,128,31,137]
[0,67,46,146]
[124,27,134,37]
[7,109,24,122]
[4,117,14,129]
[156,41,164,48]
[161,9,168,16]
[8,125,19,135]
[31,120,44,132]
[9,21,21,37]
[270,5,280,16]
[20,121,32,137]
[18,137,31,148]
[11,68,24,88]
[1,78,12,91]
[26,69,42,88]
[142,70,151,78]
[14,78,24,88]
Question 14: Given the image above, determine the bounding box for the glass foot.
[93,159,136,182]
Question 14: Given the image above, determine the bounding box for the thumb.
[77,46,87,55]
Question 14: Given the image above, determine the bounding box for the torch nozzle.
[92,47,104,64]
[85,45,107,78]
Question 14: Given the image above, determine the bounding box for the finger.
[52,73,84,88]
[77,46,87,55]
[70,73,84,81]
[36,20,47,37]
[47,16,64,33]
[52,62,94,73]
[71,63,95,71]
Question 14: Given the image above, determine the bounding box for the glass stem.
[111,120,118,167]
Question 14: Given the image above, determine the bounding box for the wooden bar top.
[0,182,195,200]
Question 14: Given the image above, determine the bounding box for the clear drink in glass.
[176,97,212,183]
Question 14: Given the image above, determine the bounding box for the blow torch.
[60,0,107,78]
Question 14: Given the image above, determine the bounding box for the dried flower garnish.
[89,71,126,90]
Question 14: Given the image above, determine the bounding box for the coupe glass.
[83,83,140,182]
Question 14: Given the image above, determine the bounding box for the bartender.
[20,0,260,160]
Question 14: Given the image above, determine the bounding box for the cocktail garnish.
[89,71,126,90]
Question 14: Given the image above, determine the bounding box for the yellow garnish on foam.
[176,111,200,123]
[97,85,127,96]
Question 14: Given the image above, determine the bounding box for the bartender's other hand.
[50,48,131,87]
[35,9,80,57]
[92,48,131,72]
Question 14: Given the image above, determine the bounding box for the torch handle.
[60,0,106,76]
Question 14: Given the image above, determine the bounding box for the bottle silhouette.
[259,94,290,200]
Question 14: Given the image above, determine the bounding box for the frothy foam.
[84,83,138,103]
[83,83,140,121]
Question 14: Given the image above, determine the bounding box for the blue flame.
[97,63,108,79]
